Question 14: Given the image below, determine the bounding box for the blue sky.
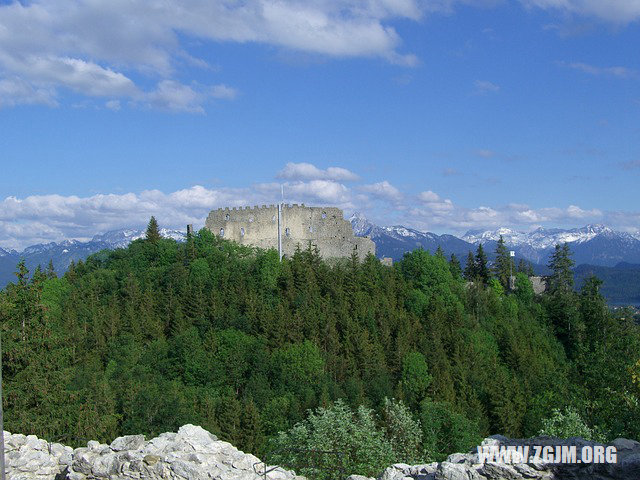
[0,0,639,249]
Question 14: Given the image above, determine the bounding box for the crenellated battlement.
[214,203,313,212]
[205,204,374,260]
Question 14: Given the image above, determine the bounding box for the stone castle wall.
[204,204,375,260]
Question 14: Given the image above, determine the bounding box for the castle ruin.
[205,204,375,260]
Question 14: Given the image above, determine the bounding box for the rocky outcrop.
[4,432,72,480]
[3,425,301,480]
[4,427,640,480]
[379,435,640,480]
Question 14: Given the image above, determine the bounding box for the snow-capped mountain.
[462,224,640,266]
[0,247,17,258]
[349,212,376,237]
[462,227,531,247]
[92,228,185,249]
[463,224,616,250]
[0,228,186,288]
[350,213,640,268]
[349,213,473,261]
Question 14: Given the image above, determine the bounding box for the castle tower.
[204,204,375,260]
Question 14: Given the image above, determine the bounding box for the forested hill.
[1,225,639,467]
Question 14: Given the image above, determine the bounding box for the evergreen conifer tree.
[46,259,57,279]
[449,254,462,279]
[548,243,574,294]
[146,216,161,243]
[463,251,476,280]
[474,244,490,285]
[493,236,513,290]
[517,259,527,273]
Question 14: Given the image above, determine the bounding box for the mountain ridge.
[2,217,640,297]
[0,228,185,288]
[348,214,640,267]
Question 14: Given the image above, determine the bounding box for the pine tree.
[239,399,263,454]
[474,244,490,285]
[493,236,513,291]
[449,254,462,279]
[548,243,574,294]
[146,216,161,243]
[463,251,476,281]
[12,260,31,342]
[435,246,445,259]
[517,259,528,274]
[46,259,57,279]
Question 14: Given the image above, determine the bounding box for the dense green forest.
[1,223,639,469]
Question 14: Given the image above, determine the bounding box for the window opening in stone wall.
[285,227,290,236]
[225,213,230,220]
[249,216,254,222]
[241,227,245,236]
[220,228,225,237]
[272,215,276,222]
[308,226,313,233]
[322,212,327,219]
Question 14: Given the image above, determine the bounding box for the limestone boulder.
[3,431,72,480]
[66,424,302,480]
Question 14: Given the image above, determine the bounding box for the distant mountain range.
[350,213,640,268]
[2,218,640,305]
[0,228,185,288]
[349,213,474,262]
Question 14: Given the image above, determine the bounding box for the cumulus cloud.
[0,161,637,249]
[0,0,428,111]
[0,77,57,107]
[419,190,441,202]
[1,0,637,111]
[360,181,402,201]
[0,164,359,249]
[277,162,359,181]
[474,80,500,94]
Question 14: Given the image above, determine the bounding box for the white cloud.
[361,181,402,201]
[475,149,496,158]
[0,173,356,249]
[285,180,353,205]
[145,80,205,113]
[211,84,238,99]
[560,61,638,79]
[522,0,640,23]
[0,77,57,107]
[474,80,500,94]
[442,168,461,177]
[0,0,428,111]
[419,190,440,202]
[1,0,636,112]
[566,204,602,219]
[0,163,637,249]
[105,100,121,111]
[277,162,359,181]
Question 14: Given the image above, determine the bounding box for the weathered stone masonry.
[205,204,375,260]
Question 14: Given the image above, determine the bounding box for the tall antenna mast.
[277,185,283,261]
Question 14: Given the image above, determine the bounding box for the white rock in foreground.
[67,424,300,480]
[3,425,302,480]
[3,431,72,479]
